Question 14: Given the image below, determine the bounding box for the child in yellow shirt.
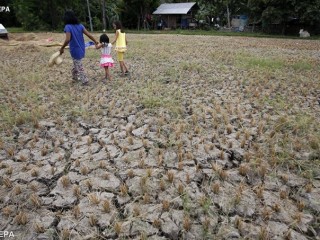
[111,21,129,77]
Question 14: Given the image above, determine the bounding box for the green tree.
[196,0,249,27]
[120,0,159,29]
[104,0,121,29]
[251,0,320,34]
[5,0,320,34]
[12,0,46,30]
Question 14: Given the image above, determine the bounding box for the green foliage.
[12,0,47,30]
[120,0,159,29]
[4,0,320,33]
[92,16,102,30]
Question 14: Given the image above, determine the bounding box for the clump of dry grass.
[99,161,107,169]
[212,181,220,194]
[143,193,150,204]
[183,215,191,232]
[5,166,13,175]
[153,219,162,229]
[272,202,281,212]
[239,164,250,176]
[127,169,134,178]
[14,211,28,225]
[259,226,269,240]
[89,214,98,226]
[167,170,174,183]
[30,193,41,208]
[234,216,243,230]
[280,189,288,199]
[177,183,184,195]
[133,204,140,217]
[114,222,122,235]
[162,200,170,212]
[31,168,39,177]
[2,206,13,217]
[60,175,70,188]
[102,200,111,213]
[29,182,38,192]
[34,222,45,233]
[88,193,100,205]
[74,159,80,167]
[85,180,93,191]
[218,169,228,181]
[80,165,89,175]
[159,178,166,191]
[305,183,313,193]
[186,172,191,184]
[73,205,81,219]
[120,183,128,196]
[13,184,22,195]
[255,184,264,199]
[5,146,15,157]
[297,200,305,212]
[139,158,145,168]
[61,228,71,240]
[73,185,81,198]
[3,177,13,188]
[146,168,152,177]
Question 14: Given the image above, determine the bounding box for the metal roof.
[153,2,197,15]
[0,24,8,34]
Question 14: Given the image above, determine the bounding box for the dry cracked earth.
[0,32,320,240]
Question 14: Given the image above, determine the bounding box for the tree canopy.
[2,0,320,34]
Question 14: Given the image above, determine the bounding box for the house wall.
[167,15,178,28]
[160,14,193,29]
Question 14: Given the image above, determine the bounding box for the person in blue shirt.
[59,10,98,86]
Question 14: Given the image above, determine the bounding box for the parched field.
[0,32,319,240]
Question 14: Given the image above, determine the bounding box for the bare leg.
[122,61,128,73]
[105,66,112,80]
[120,61,128,76]
[119,62,124,75]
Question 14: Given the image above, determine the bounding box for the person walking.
[96,33,114,82]
[111,21,129,77]
[59,10,99,86]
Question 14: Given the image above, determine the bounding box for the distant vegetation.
[2,0,320,35]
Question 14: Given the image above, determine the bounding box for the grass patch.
[262,94,291,111]
[138,81,183,117]
[180,61,202,73]
[85,49,100,59]
[291,61,313,71]
[0,107,44,130]
[126,29,320,40]
[6,27,25,33]
[236,54,286,70]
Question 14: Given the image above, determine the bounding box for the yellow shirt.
[115,30,127,52]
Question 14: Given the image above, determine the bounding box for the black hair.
[63,10,79,25]
[99,34,109,45]
[113,20,125,33]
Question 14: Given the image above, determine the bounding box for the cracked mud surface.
[0,33,320,239]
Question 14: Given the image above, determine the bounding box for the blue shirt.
[64,24,85,60]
